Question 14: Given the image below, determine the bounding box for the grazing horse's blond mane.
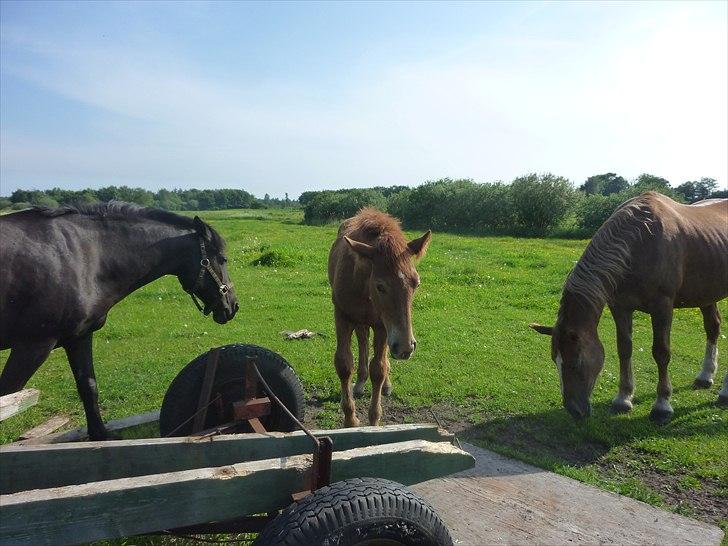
[564,195,656,311]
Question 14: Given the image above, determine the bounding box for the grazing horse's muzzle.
[564,398,592,420]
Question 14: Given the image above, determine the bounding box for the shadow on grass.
[460,398,726,468]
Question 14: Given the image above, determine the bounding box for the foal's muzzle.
[390,339,416,360]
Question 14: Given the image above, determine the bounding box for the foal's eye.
[219,256,228,264]
[376,284,386,293]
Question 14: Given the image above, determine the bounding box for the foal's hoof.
[693,378,713,390]
[610,397,633,414]
[718,394,728,408]
[382,383,393,397]
[649,408,673,426]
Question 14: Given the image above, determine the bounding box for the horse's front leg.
[368,324,389,426]
[353,326,369,397]
[694,304,720,389]
[334,311,359,427]
[0,339,56,395]
[64,333,109,440]
[610,306,635,413]
[650,301,674,425]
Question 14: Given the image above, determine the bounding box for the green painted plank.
[0,423,450,494]
[0,440,475,546]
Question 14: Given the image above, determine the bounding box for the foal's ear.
[529,323,554,336]
[344,236,376,259]
[408,230,432,259]
[193,216,211,238]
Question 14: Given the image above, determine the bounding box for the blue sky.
[1,1,726,198]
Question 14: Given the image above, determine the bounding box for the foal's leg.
[0,339,56,395]
[368,324,389,426]
[353,326,369,397]
[64,333,109,441]
[334,311,359,427]
[610,306,635,413]
[650,301,674,425]
[694,304,720,389]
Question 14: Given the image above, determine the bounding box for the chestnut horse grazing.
[0,203,238,439]
[531,192,727,424]
[328,208,431,427]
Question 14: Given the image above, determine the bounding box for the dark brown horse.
[0,202,238,439]
[328,208,431,427]
[531,192,727,424]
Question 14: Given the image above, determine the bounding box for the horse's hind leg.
[694,304,720,389]
[353,326,369,397]
[64,333,108,441]
[334,310,359,427]
[649,301,674,425]
[0,339,56,395]
[718,371,728,407]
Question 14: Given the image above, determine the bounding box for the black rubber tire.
[159,344,305,437]
[253,478,453,546]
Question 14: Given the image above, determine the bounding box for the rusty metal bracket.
[250,360,333,495]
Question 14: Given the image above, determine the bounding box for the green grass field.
[1,208,726,539]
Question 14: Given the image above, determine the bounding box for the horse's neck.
[559,289,604,329]
[95,222,192,299]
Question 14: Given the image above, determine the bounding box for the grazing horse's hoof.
[718,394,728,408]
[382,383,393,397]
[693,378,713,389]
[353,381,367,397]
[649,408,673,425]
[344,416,361,428]
[610,396,633,414]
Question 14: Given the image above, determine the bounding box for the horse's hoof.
[353,382,367,397]
[649,408,673,426]
[610,397,633,414]
[344,417,360,428]
[717,394,728,408]
[382,383,393,397]
[693,378,713,389]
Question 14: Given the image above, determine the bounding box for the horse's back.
[630,193,727,307]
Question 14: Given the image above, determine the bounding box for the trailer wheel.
[253,478,453,546]
[160,344,305,437]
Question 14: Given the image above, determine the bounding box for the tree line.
[300,173,725,237]
[0,187,294,212]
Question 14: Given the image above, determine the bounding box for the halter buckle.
[200,258,211,267]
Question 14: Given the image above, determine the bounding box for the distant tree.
[580,173,628,196]
[633,173,671,191]
[510,173,576,234]
[676,178,718,203]
[0,198,12,210]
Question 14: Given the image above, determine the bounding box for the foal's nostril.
[391,342,400,356]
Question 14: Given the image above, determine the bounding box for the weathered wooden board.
[0,390,39,421]
[411,442,725,546]
[18,415,70,440]
[12,410,161,445]
[0,439,474,546]
[0,423,450,493]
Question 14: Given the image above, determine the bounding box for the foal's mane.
[33,201,225,250]
[348,207,411,267]
[564,194,656,311]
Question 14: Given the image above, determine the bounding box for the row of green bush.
[301,173,725,237]
[1,186,294,212]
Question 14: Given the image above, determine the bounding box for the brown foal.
[328,208,431,427]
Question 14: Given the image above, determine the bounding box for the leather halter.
[187,238,231,314]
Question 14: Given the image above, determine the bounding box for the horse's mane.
[347,207,410,267]
[33,201,225,250]
[563,194,657,311]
